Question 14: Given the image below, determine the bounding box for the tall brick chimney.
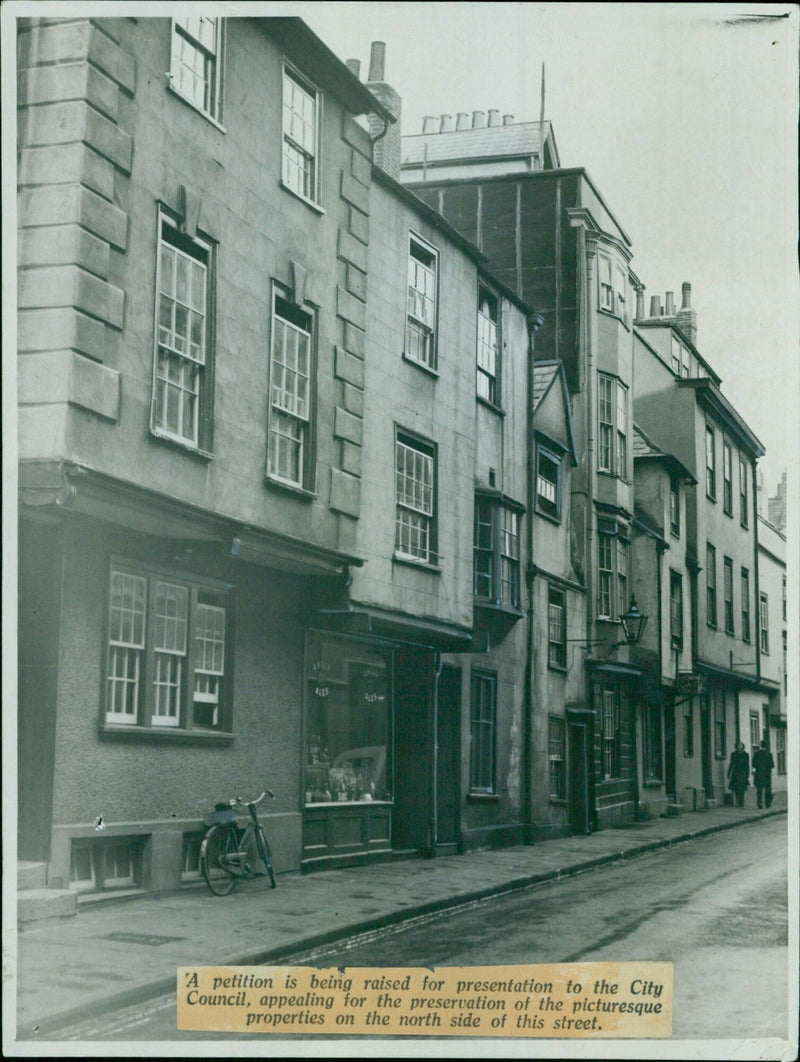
[365,41,401,180]
[675,282,697,346]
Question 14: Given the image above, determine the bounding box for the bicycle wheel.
[256,826,276,888]
[201,825,238,895]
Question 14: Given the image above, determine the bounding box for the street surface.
[48,817,788,1044]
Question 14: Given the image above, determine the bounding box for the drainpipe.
[525,311,545,841]
[430,649,442,853]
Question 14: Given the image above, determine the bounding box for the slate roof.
[402,121,556,167]
[532,361,560,413]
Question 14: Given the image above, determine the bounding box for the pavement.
[13,794,787,1041]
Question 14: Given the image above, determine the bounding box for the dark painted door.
[436,665,461,848]
[392,647,433,852]
[700,705,713,797]
[568,721,590,835]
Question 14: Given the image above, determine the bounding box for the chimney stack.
[440,113,453,132]
[664,291,675,316]
[422,115,438,134]
[675,281,697,345]
[472,110,486,128]
[366,41,402,180]
[488,108,501,127]
[346,58,361,78]
[649,295,662,317]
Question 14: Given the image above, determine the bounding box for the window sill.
[98,724,234,745]
[167,82,226,133]
[535,506,562,527]
[670,528,680,539]
[723,508,734,518]
[149,428,214,461]
[548,662,568,674]
[476,395,505,416]
[598,307,630,330]
[474,599,523,619]
[402,352,439,377]
[642,780,664,788]
[280,180,325,215]
[467,792,500,803]
[393,553,442,574]
[549,797,567,806]
[264,475,317,501]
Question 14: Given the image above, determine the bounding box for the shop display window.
[305,634,393,805]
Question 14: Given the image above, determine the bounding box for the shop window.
[548,586,567,670]
[170,17,223,121]
[282,66,320,203]
[535,444,563,521]
[104,564,230,732]
[267,292,315,490]
[70,837,144,892]
[305,634,392,805]
[396,432,437,565]
[470,671,496,794]
[406,236,438,370]
[152,216,213,452]
[472,494,521,607]
[477,289,499,404]
[548,716,566,800]
[643,705,663,782]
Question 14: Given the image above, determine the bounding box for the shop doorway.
[663,706,676,800]
[568,720,591,835]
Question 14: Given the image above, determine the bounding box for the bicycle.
[200,791,276,895]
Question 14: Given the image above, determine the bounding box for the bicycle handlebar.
[230,790,275,807]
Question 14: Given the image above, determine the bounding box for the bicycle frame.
[201,790,276,893]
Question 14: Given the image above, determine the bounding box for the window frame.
[712,688,726,759]
[759,592,769,654]
[706,543,717,629]
[548,715,567,801]
[739,454,749,527]
[597,374,628,480]
[395,429,438,567]
[150,212,215,455]
[405,234,439,372]
[266,286,317,493]
[103,560,232,736]
[281,64,322,206]
[741,567,751,642]
[598,255,614,312]
[705,422,716,500]
[749,711,761,758]
[643,703,663,782]
[598,685,621,780]
[535,442,563,522]
[597,521,630,622]
[722,441,733,516]
[723,556,735,635]
[547,585,567,671]
[169,16,225,125]
[476,287,500,406]
[669,475,680,537]
[472,492,522,608]
[670,570,683,650]
[470,670,497,794]
[683,700,694,757]
[776,726,786,775]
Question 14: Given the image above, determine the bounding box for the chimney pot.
[488,108,501,126]
[346,58,361,79]
[368,41,386,82]
[635,289,645,320]
[503,114,514,125]
[440,114,453,133]
[422,115,438,134]
[681,281,692,309]
[472,110,486,128]
[456,112,469,131]
[649,295,662,318]
[664,291,675,316]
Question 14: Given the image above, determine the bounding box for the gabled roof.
[633,424,696,483]
[532,360,578,466]
[402,120,559,169]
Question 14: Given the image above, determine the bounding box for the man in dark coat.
[752,739,775,808]
[727,741,750,807]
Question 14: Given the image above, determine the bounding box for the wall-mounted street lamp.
[568,596,648,656]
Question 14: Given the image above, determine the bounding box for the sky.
[239,0,798,496]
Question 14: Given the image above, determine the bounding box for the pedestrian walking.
[752,739,775,808]
[726,741,750,807]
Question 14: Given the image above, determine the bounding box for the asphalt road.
[53,816,789,1045]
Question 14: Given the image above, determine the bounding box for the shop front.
[301,631,395,869]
